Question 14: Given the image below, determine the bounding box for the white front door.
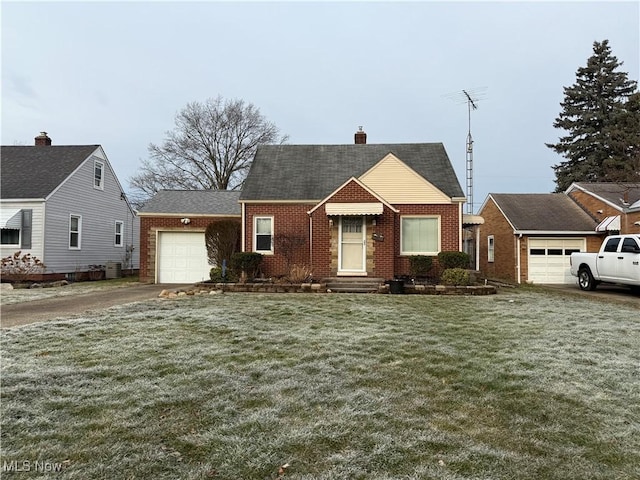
[339,216,366,274]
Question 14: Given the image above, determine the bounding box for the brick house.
[138,190,241,283]
[239,129,466,280]
[566,182,640,234]
[477,183,640,285]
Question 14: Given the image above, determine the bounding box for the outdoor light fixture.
[328,219,333,227]
[181,218,191,225]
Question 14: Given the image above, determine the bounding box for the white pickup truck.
[570,234,640,291]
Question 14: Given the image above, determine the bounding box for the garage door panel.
[158,232,210,284]
[528,238,585,284]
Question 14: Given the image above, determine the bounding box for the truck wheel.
[578,267,597,291]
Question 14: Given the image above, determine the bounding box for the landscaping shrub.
[287,264,313,283]
[440,268,471,286]
[205,220,241,267]
[274,232,307,269]
[437,251,470,269]
[409,255,433,277]
[1,251,46,284]
[230,252,263,280]
[209,267,238,283]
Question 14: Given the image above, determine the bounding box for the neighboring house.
[565,182,640,234]
[239,129,466,280]
[138,190,241,283]
[1,132,139,280]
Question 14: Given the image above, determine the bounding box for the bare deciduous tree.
[129,96,288,206]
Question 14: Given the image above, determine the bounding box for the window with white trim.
[1,229,20,246]
[69,215,82,249]
[400,216,440,255]
[115,221,124,247]
[488,235,495,263]
[94,160,104,189]
[254,216,273,253]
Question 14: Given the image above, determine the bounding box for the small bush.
[230,252,263,280]
[440,268,471,286]
[409,255,433,277]
[1,251,46,283]
[288,264,313,283]
[437,251,470,269]
[209,267,238,283]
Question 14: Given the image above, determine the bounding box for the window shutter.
[21,209,32,249]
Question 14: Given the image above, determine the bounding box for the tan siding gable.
[359,153,451,204]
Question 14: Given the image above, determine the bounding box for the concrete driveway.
[541,283,640,308]
[1,283,188,328]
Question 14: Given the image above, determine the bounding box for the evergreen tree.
[547,40,639,192]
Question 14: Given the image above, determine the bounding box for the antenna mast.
[462,89,478,215]
[445,87,484,214]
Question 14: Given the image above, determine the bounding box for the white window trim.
[69,214,82,250]
[253,216,274,254]
[488,235,495,263]
[1,228,21,247]
[115,221,124,247]
[400,215,441,256]
[94,160,105,190]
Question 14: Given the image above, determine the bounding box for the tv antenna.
[445,87,486,214]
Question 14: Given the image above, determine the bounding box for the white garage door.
[528,238,585,284]
[157,231,210,284]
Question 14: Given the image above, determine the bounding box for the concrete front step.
[323,277,385,293]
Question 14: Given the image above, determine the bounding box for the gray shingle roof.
[239,143,465,201]
[572,182,640,209]
[138,190,241,216]
[1,145,99,199]
[490,193,597,232]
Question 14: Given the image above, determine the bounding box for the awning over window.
[325,202,384,216]
[0,209,22,229]
[596,215,620,232]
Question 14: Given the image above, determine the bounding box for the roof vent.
[35,132,52,146]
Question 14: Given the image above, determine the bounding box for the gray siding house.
[1,132,139,279]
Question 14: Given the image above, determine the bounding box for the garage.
[528,238,585,284]
[157,231,210,283]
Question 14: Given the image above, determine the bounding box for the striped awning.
[596,215,620,232]
[0,208,22,229]
[325,202,384,216]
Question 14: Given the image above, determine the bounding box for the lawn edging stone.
[157,282,497,297]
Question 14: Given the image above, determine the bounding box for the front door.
[339,216,366,274]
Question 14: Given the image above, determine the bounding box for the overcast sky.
[2,1,638,212]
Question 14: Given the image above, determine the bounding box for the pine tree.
[547,40,639,192]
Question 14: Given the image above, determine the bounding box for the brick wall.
[394,204,460,277]
[139,215,240,283]
[478,199,518,282]
[568,190,640,235]
[246,178,462,280]
[244,203,315,278]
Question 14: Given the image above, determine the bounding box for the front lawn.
[1,291,638,479]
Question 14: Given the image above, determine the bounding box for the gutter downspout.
[241,202,246,252]
[309,213,313,270]
[516,234,522,284]
[475,226,480,271]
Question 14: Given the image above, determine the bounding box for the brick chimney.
[354,126,367,144]
[35,132,52,146]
